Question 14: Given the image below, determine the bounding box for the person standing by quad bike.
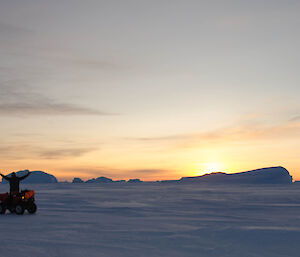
[0,171,37,215]
[0,171,31,194]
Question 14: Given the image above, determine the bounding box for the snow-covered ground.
[0,183,299,257]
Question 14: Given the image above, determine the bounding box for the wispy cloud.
[0,80,115,116]
[0,102,109,116]
[132,169,167,174]
[60,166,129,179]
[0,22,33,39]
[289,116,300,122]
[0,21,122,72]
[0,144,97,160]
[58,56,121,71]
[0,22,123,117]
[59,166,173,181]
[131,119,300,149]
[38,147,97,159]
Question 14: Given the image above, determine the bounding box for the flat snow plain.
[0,183,300,257]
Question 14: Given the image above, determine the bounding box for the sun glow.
[200,162,223,174]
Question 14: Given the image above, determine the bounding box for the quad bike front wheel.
[0,203,6,214]
[15,204,24,215]
[27,203,37,214]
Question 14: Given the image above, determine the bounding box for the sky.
[0,0,300,181]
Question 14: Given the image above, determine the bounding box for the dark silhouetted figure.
[0,171,31,194]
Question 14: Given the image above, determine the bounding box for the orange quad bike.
[0,190,37,215]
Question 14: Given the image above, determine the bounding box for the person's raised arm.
[19,171,31,180]
[0,173,10,181]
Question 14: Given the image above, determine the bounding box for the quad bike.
[0,190,37,215]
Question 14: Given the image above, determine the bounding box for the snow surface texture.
[0,183,299,257]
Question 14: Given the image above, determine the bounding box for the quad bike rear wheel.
[27,203,37,214]
[15,204,24,215]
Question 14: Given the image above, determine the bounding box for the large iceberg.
[179,166,293,184]
[1,170,58,184]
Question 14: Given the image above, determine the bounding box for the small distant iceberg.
[72,177,84,183]
[127,178,142,183]
[73,176,144,183]
[85,176,114,183]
